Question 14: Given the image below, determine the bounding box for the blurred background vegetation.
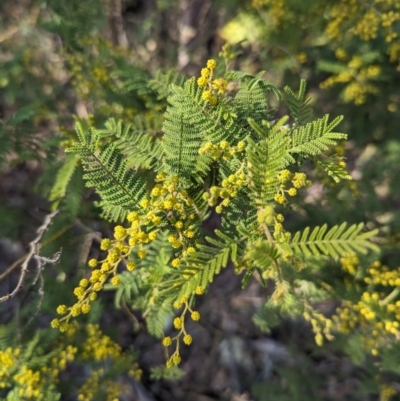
[1,0,400,400]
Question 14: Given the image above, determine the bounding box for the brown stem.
[0,211,59,303]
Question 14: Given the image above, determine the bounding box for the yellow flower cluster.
[162,299,201,367]
[1,321,141,400]
[365,261,400,287]
[251,0,286,27]
[256,0,400,60]
[198,140,246,161]
[340,254,359,275]
[257,204,286,241]
[320,54,381,104]
[51,345,77,372]
[77,323,141,400]
[273,170,310,205]
[354,9,380,41]
[77,369,126,401]
[62,38,135,120]
[303,307,335,347]
[203,169,246,213]
[202,90,218,106]
[0,342,78,399]
[197,59,228,106]
[81,324,122,361]
[212,78,229,94]
[53,174,199,331]
[380,384,398,401]
[323,0,400,89]
[13,366,42,399]
[257,205,275,226]
[255,0,400,102]
[326,1,374,41]
[0,347,19,389]
[82,323,142,399]
[197,59,216,88]
[219,43,236,62]
[331,260,400,355]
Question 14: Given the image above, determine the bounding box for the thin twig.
[0,217,81,281]
[121,299,140,330]
[0,26,19,43]
[0,7,40,43]
[0,210,60,303]
[263,223,284,282]
[25,249,62,328]
[381,287,400,307]
[0,254,27,281]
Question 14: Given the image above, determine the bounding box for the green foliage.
[49,154,80,211]
[284,79,312,126]
[177,229,240,296]
[53,56,381,376]
[2,0,400,399]
[290,114,345,156]
[67,123,147,221]
[289,223,379,260]
[150,365,185,381]
[110,116,164,170]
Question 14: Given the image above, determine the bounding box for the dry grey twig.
[0,210,60,303]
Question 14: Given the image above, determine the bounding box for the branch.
[263,223,284,282]
[0,210,60,303]
[0,7,40,43]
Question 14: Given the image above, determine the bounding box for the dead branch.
[0,210,60,303]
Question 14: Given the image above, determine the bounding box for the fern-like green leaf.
[67,123,147,222]
[249,240,281,270]
[150,365,185,380]
[105,271,141,308]
[316,159,352,182]
[229,71,281,128]
[171,230,241,299]
[97,117,164,170]
[290,223,379,260]
[110,68,152,97]
[148,68,186,100]
[247,118,294,205]
[241,240,281,288]
[146,300,174,338]
[241,266,258,289]
[289,115,346,156]
[162,79,241,182]
[284,79,313,126]
[49,154,79,210]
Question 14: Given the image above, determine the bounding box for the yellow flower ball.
[191,311,200,321]
[81,304,91,314]
[206,59,217,69]
[162,337,172,347]
[195,286,204,295]
[173,317,183,329]
[140,199,150,208]
[51,319,60,329]
[57,305,68,315]
[175,221,184,229]
[127,261,136,271]
[148,231,158,241]
[171,258,181,268]
[79,278,89,288]
[88,259,98,268]
[183,334,193,345]
[100,238,111,250]
[137,249,146,259]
